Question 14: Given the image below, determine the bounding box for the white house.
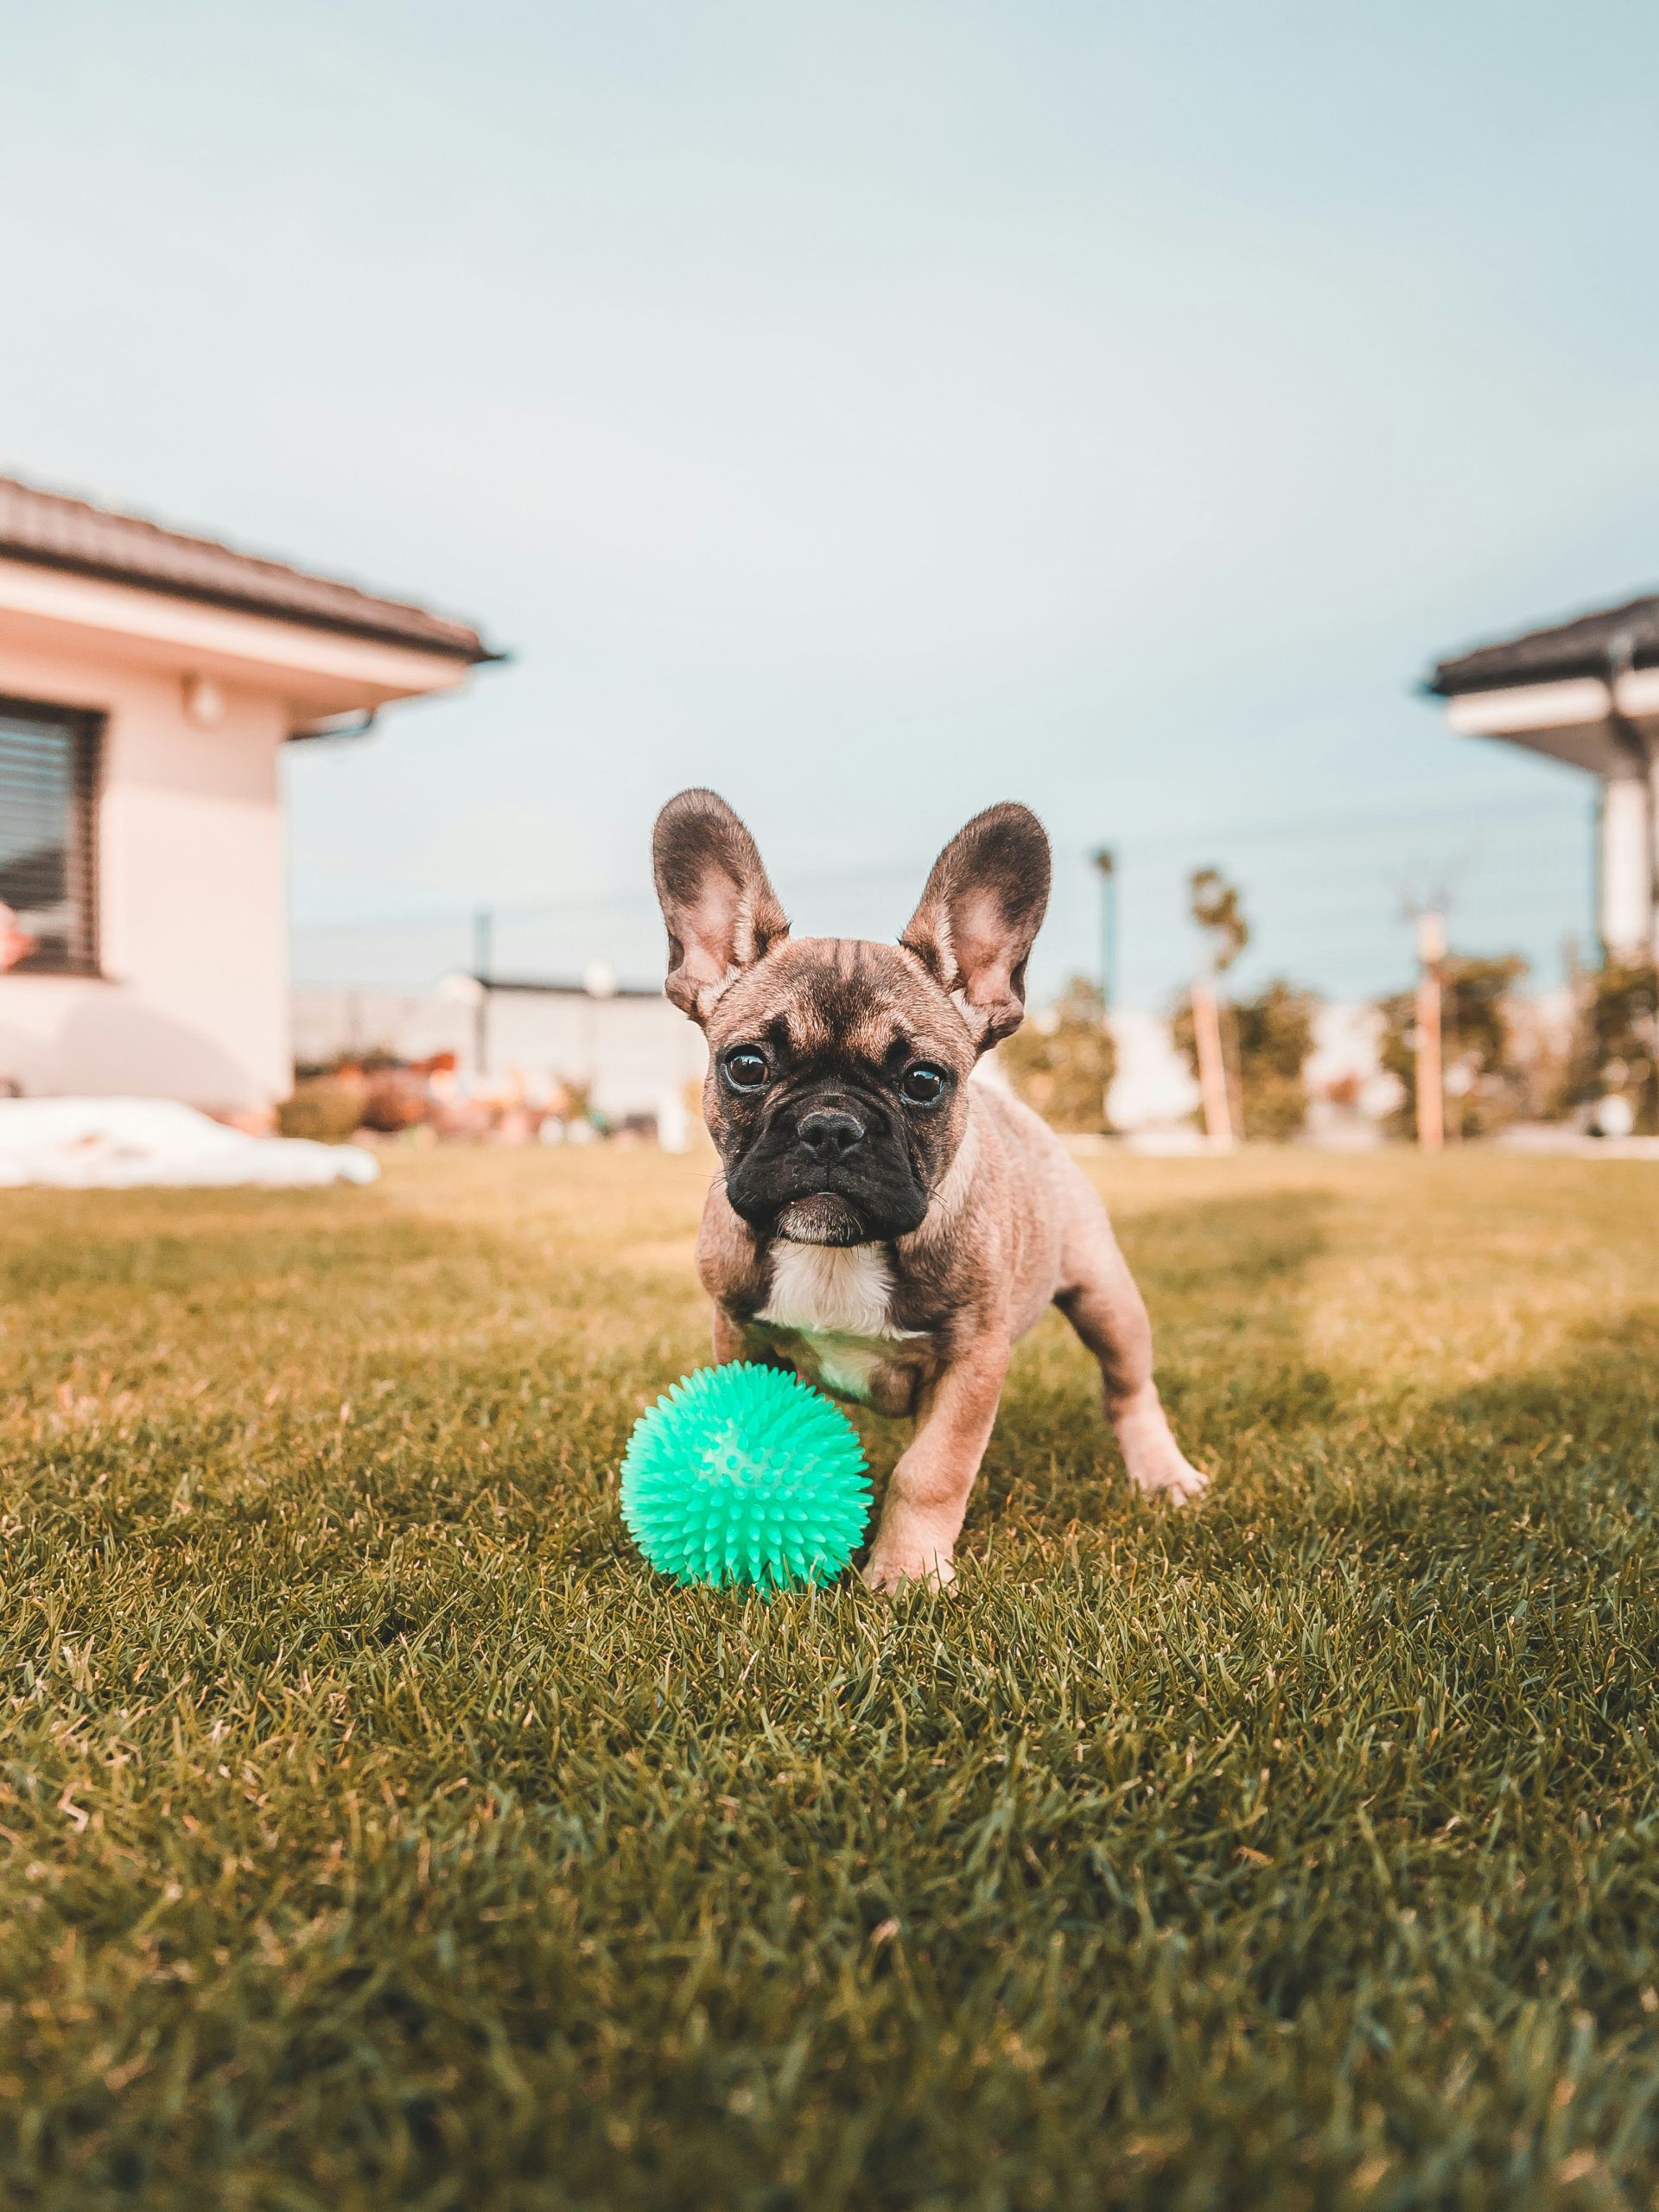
[0,476,499,1109]
[1427,596,1659,957]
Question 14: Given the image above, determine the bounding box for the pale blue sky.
[2,3,1654,1002]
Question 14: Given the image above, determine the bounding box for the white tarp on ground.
[0,1098,378,1189]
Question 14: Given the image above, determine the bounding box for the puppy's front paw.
[1123,1442,1211,1513]
[1129,1448,1210,1507]
[861,1513,959,1595]
[861,1547,957,1595]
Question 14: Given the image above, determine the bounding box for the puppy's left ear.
[900,803,1051,1050]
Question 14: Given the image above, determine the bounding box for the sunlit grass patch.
[0,1146,1656,2209]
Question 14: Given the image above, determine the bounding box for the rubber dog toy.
[620,1362,871,1592]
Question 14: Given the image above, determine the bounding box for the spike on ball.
[620,1363,872,1592]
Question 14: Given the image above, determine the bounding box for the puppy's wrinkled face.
[652,787,1050,1249]
[704,938,974,1247]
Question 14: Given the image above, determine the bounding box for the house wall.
[1103,1008,1199,1130]
[0,633,289,1108]
[483,990,707,1119]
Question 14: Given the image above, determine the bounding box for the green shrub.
[1000,975,1116,1133]
[1563,957,1659,1132]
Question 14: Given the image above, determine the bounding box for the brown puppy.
[652,788,1206,1592]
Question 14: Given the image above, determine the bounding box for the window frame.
[0,694,105,979]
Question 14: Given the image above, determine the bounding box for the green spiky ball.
[620,1363,871,1592]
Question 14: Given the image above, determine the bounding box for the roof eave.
[0,540,502,666]
[1428,658,1634,700]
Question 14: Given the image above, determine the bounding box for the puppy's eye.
[722,1047,770,1093]
[901,1063,947,1107]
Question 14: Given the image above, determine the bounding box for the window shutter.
[0,699,101,975]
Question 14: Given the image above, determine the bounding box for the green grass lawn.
[2,1144,1657,2211]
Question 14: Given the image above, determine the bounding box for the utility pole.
[1414,909,1446,1153]
[1090,847,1118,1131]
[1090,848,1117,1015]
[473,907,494,1084]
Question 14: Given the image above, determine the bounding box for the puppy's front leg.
[862,1334,1009,1593]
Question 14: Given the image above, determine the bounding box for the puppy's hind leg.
[1053,1171,1207,1506]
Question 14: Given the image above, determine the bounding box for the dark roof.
[1427,593,1659,697]
[0,474,499,663]
[471,974,664,1001]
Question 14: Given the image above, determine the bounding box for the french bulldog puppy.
[652,788,1206,1592]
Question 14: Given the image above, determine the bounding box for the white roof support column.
[1599,772,1652,958]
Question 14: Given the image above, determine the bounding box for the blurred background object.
[2,4,1659,1151]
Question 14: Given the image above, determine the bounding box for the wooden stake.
[1192,977,1233,1147]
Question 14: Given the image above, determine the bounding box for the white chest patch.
[760,1243,899,1338]
[757,1243,919,1402]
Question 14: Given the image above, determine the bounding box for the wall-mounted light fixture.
[182,674,226,728]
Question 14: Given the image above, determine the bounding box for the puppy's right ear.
[901,802,1051,1050]
[652,789,789,1023]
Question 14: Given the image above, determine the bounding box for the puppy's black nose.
[797,1108,865,1163]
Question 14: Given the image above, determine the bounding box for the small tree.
[1001,974,1116,1133]
[1189,867,1249,976]
[1173,977,1319,1141]
[1563,957,1659,1132]
[1377,952,1528,1141]
[1235,980,1320,1141]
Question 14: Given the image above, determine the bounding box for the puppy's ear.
[900,803,1051,1050]
[652,789,789,1023]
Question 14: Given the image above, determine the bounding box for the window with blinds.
[0,699,101,976]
